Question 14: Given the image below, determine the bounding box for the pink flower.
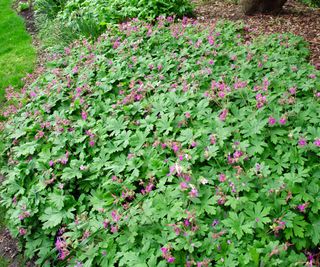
[49,160,54,167]
[210,135,216,145]
[160,247,168,254]
[297,204,307,212]
[80,165,87,171]
[268,116,276,126]
[81,111,87,121]
[185,112,191,119]
[189,188,198,198]
[89,140,95,147]
[180,182,188,191]
[35,130,45,140]
[218,91,225,98]
[172,143,179,153]
[314,138,320,147]
[19,228,27,236]
[72,66,78,74]
[111,210,120,222]
[289,87,296,95]
[219,173,226,182]
[279,117,287,125]
[167,257,175,263]
[184,219,190,227]
[298,138,307,147]
[219,109,228,121]
[103,220,109,229]
[208,35,214,45]
[110,225,118,233]
[29,91,37,98]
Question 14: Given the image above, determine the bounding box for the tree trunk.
[241,0,288,15]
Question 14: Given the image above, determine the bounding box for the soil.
[194,0,320,68]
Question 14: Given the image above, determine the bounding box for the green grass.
[0,3,35,265]
[0,0,36,104]
[0,256,9,267]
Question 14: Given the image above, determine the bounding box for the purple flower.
[219,109,228,121]
[279,117,286,125]
[103,220,109,229]
[49,160,54,167]
[29,91,37,98]
[180,182,188,191]
[212,219,219,227]
[289,87,296,95]
[72,66,78,74]
[298,138,307,147]
[111,210,120,222]
[208,35,214,45]
[189,188,198,198]
[81,111,87,121]
[167,257,175,263]
[19,228,27,236]
[210,135,216,145]
[160,247,168,254]
[255,163,261,171]
[268,116,276,126]
[314,138,320,147]
[219,173,226,182]
[172,143,179,153]
[297,204,307,212]
[110,225,118,233]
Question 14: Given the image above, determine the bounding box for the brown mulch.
[193,0,320,68]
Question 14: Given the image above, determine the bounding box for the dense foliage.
[299,0,320,7]
[1,19,320,266]
[34,0,193,43]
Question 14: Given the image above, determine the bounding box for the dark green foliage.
[299,0,320,7]
[35,0,194,44]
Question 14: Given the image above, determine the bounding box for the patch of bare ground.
[193,0,320,68]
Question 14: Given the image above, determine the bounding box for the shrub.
[34,0,194,44]
[0,19,319,266]
[299,0,320,7]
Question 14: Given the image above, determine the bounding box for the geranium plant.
[0,18,319,266]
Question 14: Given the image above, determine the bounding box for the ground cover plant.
[0,18,320,266]
[0,0,36,104]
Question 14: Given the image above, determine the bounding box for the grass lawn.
[0,0,36,104]
[0,1,35,265]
